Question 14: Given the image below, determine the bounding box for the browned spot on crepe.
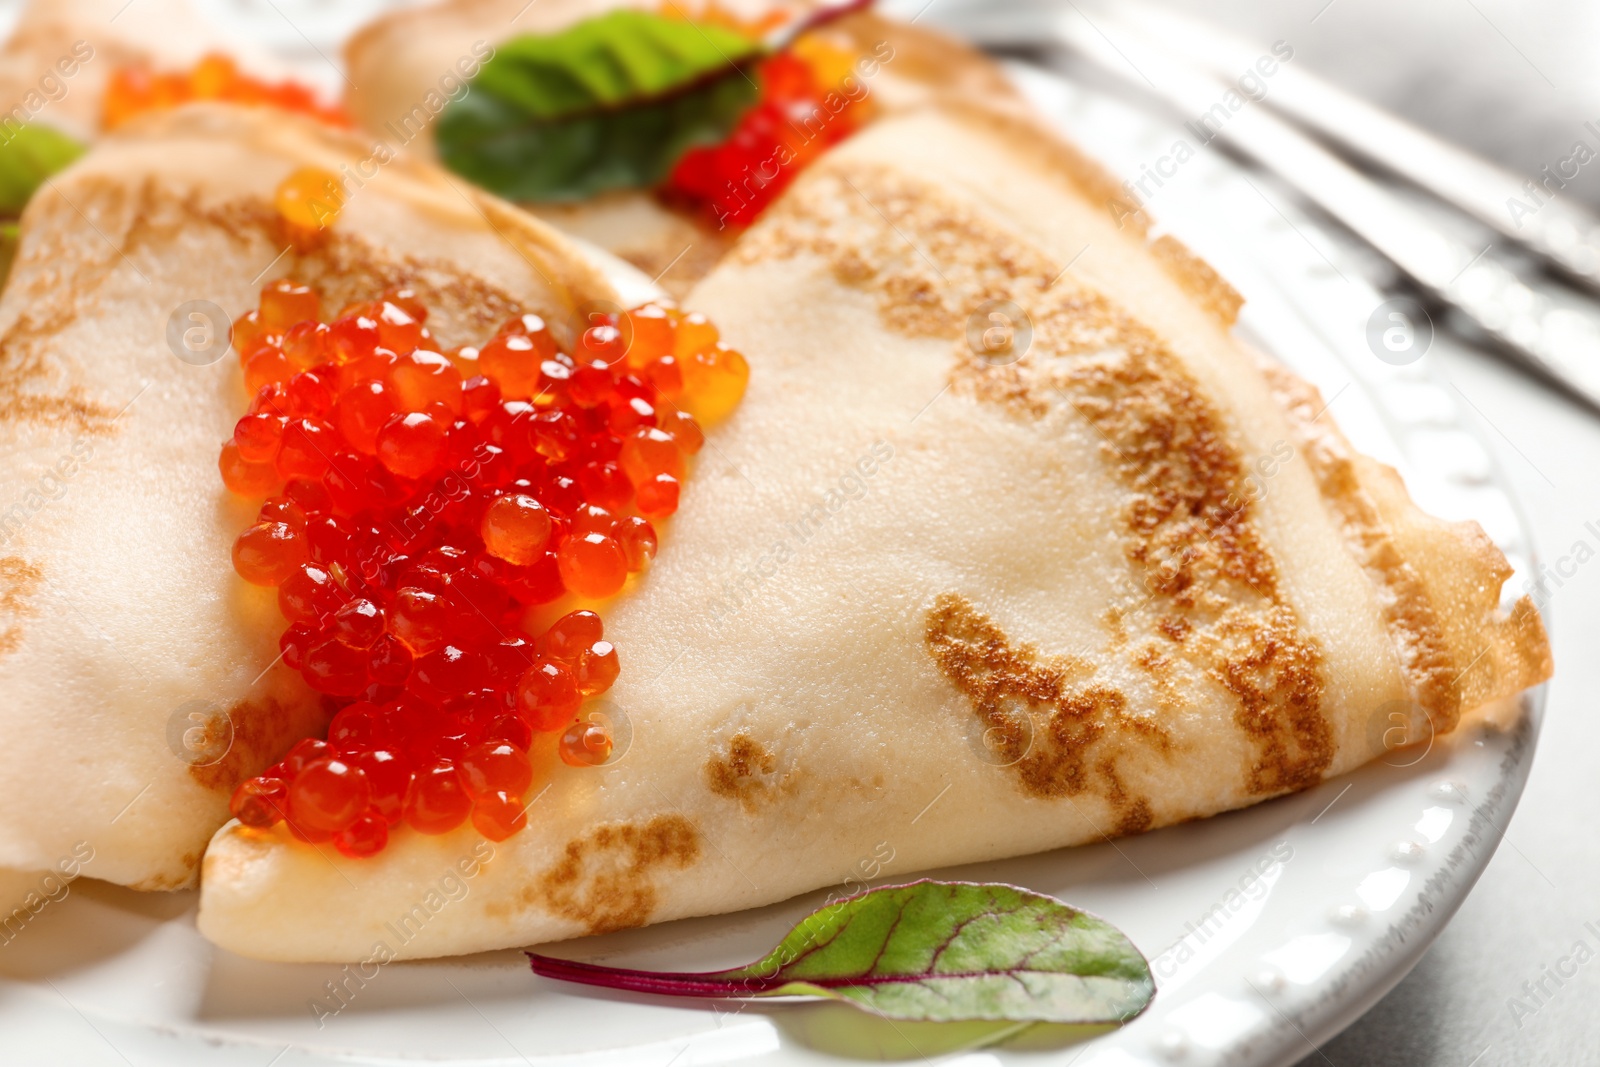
[925,593,1160,835]
[705,733,792,813]
[1053,297,1331,794]
[532,814,700,935]
[0,176,564,441]
[187,695,322,794]
[1285,413,1455,719]
[127,847,203,890]
[0,556,42,657]
[759,162,1332,798]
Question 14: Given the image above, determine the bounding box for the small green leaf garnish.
[0,221,18,289]
[0,125,85,215]
[436,10,764,202]
[0,125,85,292]
[528,880,1155,1024]
[437,0,872,202]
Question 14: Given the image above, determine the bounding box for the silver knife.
[1102,0,1600,296]
[939,2,1600,412]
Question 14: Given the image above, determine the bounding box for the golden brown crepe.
[196,98,1550,963]
[0,102,619,893]
[342,0,1019,294]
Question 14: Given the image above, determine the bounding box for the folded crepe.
[0,103,619,892]
[343,0,1018,293]
[0,0,278,143]
[197,97,1551,962]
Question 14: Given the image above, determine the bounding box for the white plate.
[0,41,1545,1067]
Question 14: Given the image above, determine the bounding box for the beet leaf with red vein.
[528,879,1154,1023]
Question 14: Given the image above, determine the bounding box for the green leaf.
[0,125,85,215]
[437,10,764,202]
[528,880,1155,1024]
[0,221,18,295]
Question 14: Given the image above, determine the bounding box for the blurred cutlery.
[936,1,1600,414]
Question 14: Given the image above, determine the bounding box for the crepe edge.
[12,101,622,332]
[1261,361,1552,736]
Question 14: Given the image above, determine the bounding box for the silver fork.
[930,0,1600,414]
[1103,0,1600,296]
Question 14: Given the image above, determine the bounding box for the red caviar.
[559,720,615,767]
[222,282,745,854]
[103,52,350,131]
[662,38,872,227]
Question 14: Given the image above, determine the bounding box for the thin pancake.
[0,102,618,891]
[197,100,1548,962]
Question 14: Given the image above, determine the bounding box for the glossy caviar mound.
[222,280,747,856]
